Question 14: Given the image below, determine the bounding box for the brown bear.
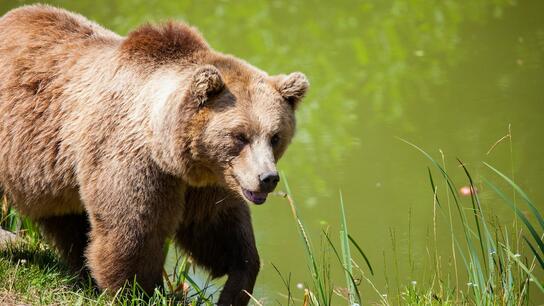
[0,4,308,306]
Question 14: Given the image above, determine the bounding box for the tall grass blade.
[484,177,544,255]
[484,162,544,232]
[322,229,362,305]
[458,159,489,274]
[281,172,328,305]
[459,160,500,298]
[523,236,544,270]
[339,191,360,305]
[347,235,374,276]
[271,263,294,306]
[427,167,441,207]
[322,230,343,268]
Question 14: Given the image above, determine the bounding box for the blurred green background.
[1,0,543,303]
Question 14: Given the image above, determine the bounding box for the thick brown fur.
[0,5,308,306]
[120,22,209,63]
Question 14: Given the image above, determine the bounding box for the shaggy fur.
[0,5,308,306]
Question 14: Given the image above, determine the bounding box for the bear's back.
[0,4,119,44]
[0,5,120,85]
[0,5,121,105]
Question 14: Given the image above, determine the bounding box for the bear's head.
[150,54,308,204]
[185,56,308,204]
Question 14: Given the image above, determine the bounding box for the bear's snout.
[258,171,279,193]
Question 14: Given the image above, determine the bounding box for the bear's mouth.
[242,188,268,205]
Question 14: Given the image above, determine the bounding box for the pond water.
[2,0,543,304]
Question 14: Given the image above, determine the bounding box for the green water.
[2,0,543,303]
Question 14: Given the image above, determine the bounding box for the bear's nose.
[259,171,280,193]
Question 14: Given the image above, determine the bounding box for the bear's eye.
[234,133,249,146]
[270,133,280,147]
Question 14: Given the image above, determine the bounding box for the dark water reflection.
[2,0,543,303]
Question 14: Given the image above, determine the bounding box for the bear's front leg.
[177,186,260,306]
[86,216,167,293]
[80,162,184,295]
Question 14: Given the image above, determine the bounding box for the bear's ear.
[275,72,309,109]
[188,65,224,106]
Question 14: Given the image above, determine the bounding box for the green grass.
[0,237,217,305]
[0,241,83,305]
[0,238,222,305]
[0,142,542,305]
[400,139,542,305]
[0,206,215,306]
